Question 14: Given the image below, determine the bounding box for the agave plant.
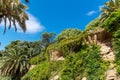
[0,0,29,34]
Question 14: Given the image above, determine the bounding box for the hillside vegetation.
[1,0,120,80]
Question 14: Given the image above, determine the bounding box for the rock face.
[29,65,36,70]
[100,44,111,55]
[49,51,64,80]
[82,41,118,80]
[51,75,59,80]
[99,43,119,80]
[97,41,120,80]
[50,50,65,61]
[82,77,87,80]
[99,43,115,61]
[50,29,119,80]
[106,69,118,80]
[85,29,112,45]
[85,29,119,80]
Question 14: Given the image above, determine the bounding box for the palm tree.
[0,48,30,80]
[100,0,120,21]
[0,0,29,34]
[25,0,29,3]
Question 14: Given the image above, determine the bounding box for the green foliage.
[56,28,82,42]
[0,40,44,80]
[22,61,64,80]
[1,48,30,80]
[47,33,86,57]
[117,66,120,75]
[4,40,43,58]
[99,0,120,21]
[60,45,109,80]
[50,61,64,79]
[0,76,11,80]
[101,10,120,32]
[22,61,51,80]
[59,34,84,54]
[30,52,46,65]
[85,18,101,31]
[112,28,120,75]
[113,28,120,64]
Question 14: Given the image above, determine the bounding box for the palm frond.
[25,0,29,3]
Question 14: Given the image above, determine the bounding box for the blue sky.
[0,0,106,49]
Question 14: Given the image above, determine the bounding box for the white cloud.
[86,10,96,16]
[0,12,45,34]
[24,13,45,34]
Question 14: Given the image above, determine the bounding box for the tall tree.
[41,32,55,48]
[0,0,29,34]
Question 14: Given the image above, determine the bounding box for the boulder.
[106,69,118,80]
[50,50,64,61]
[82,77,87,80]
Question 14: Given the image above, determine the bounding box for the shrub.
[60,45,109,80]
[30,52,46,65]
[22,62,51,80]
[22,61,64,80]
[101,10,120,32]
